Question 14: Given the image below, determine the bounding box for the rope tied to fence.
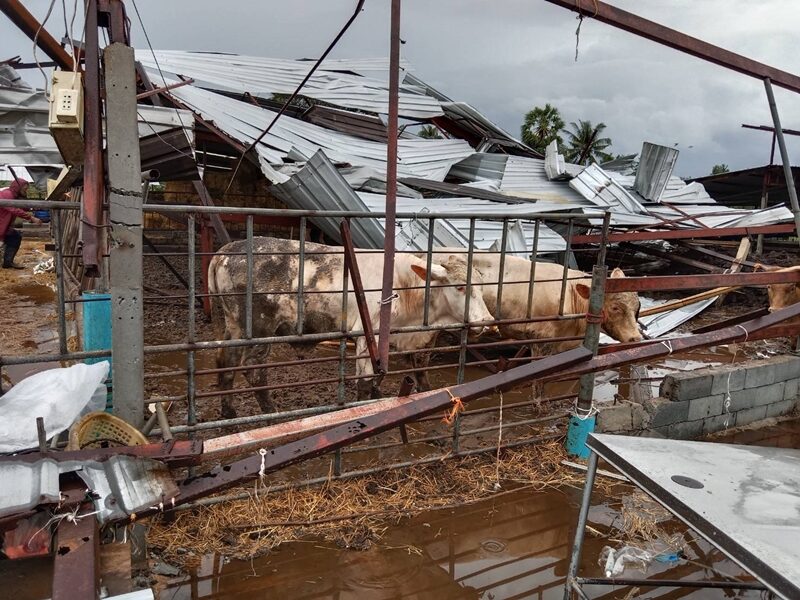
[379,292,400,305]
[585,308,606,325]
[442,388,465,425]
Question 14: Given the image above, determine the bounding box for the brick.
[597,404,633,433]
[687,394,725,421]
[710,368,745,396]
[744,363,777,389]
[660,372,713,402]
[646,398,690,428]
[766,399,798,418]
[703,413,735,435]
[667,419,705,440]
[751,382,785,407]
[630,404,649,430]
[784,378,799,401]
[735,405,768,427]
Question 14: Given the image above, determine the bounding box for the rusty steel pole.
[764,79,800,248]
[82,0,104,277]
[0,0,76,70]
[377,0,401,373]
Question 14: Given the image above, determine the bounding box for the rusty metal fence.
[1,198,612,474]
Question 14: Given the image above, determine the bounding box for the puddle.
[156,486,762,600]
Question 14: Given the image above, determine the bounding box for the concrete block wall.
[597,355,800,439]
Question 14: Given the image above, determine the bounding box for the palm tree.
[521,104,565,154]
[711,163,730,175]
[563,120,613,166]
[418,125,442,139]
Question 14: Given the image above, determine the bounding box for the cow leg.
[217,332,243,420]
[242,345,274,414]
[355,337,379,400]
[410,351,432,392]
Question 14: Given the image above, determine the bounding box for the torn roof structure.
[133,50,794,244]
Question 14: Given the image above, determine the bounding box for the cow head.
[575,268,643,343]
[410,255,495,337]
[754,263,800,311]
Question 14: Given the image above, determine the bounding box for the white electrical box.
[48,70,84,165]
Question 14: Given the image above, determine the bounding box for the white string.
[573,399,598,420]
[33,0,59,99]
[494,390,504,490]
[255,448,268,499]
[379,292,399,305]
[722,326,749,428]
[660,339,674,355]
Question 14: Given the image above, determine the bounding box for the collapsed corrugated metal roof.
[167,81,474,180]
[137,51,444,119]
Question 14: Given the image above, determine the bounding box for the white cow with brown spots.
[208,237,495,418]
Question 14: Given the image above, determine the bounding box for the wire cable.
[33,0,59,97]
[222,0,366,197]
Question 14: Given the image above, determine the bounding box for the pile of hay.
[147,442,616,564]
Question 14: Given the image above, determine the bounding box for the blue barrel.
[33,209,50,223]
[82,292,112,410]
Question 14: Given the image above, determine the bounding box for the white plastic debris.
[599,545,654,577]
[0,361,109,453]
[32,257,54,274]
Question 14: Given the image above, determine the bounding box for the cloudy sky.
[3,0,799,178]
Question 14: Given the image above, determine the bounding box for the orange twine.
[442,389,465,425]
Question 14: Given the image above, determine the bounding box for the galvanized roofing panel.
[634,142,679,201]
[137,51,443,119]
[0,459,61,518]
[569,164,647,215]
[169,83,472,180]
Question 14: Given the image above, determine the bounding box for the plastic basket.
[67,411,148,450]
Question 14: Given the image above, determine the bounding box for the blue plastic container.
[82,292,112,410]
[564,414,596,459]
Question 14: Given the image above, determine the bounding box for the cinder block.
[766,399,798,418]
[727,388,759,412]
[597,404,633,432]
[735,405,768,427]
[667,419,705,440]
[687,394,725,421]
[784,378,799,401]
[703,413,735,435]
[660,372,713,402]
[767,356,800,383]
[631,404,649,430]
[752,382,785,407]
[646,398,690,428]
[744,363,777,389]
[711,368,746,396]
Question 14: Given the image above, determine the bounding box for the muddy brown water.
[156,421,800,600]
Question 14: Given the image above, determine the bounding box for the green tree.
[418,125,442,139]
[711,163,730,175]
[563,120,613,165]
[521,103,565,154]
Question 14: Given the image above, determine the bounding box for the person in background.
[0,178,41,269]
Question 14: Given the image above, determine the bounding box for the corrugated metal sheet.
[634,142,679,201]
[169,82,473,180]
[439,102,536,156]
[304,105,387,142]
[265,151,385,248]
[137,51,444,119]
[569,164,647,214]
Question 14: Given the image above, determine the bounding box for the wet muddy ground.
[153,418,800,600]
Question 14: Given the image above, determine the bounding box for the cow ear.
[610,267,625,279]
[411,264,447,282]
[575,283,591,299]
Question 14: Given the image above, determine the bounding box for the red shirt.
[0,179,33,238]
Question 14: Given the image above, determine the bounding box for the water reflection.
[158,487,759,600]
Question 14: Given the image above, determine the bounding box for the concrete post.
[104,43,144,428]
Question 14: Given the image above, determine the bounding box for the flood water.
[157,420,800,600]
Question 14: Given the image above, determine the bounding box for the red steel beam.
[52,479,99,600]
[0,440,203,467]
[126,347,592,516]
[604,270,800,294]
[572,223,796,244]
[0,0,76,71]
[543,0,800,94]
[742,124,800,137]
[136,77,194,100]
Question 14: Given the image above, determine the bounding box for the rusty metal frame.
[0,0,77,70]
[572,223,796,244]
[604,270,800,293]
[543,0,800,94]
